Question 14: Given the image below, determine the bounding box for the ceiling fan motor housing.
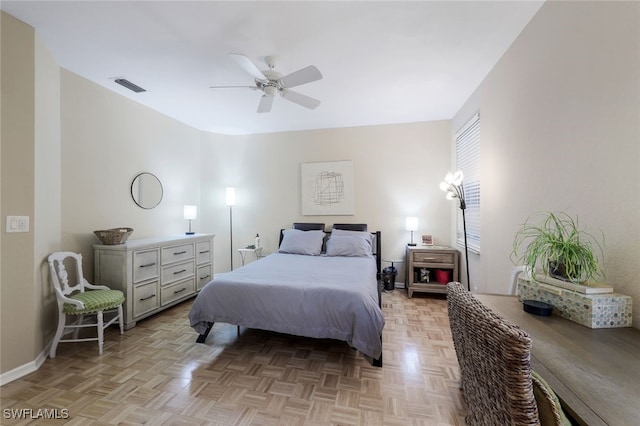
[262,85,278,96]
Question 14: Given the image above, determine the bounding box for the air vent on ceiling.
[114,78,146,93]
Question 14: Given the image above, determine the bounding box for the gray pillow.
[326,235,372,257]
[331,229,373,250]
[278,229,325,256]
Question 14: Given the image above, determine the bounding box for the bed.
[189,223,385,366]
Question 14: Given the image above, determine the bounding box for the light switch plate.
[6,216,30,233]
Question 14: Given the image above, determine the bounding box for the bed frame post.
[373,349,383,367]
[374,230,383,367]
[375,231,382,276]
[196,322,214,343]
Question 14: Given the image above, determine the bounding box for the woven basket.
[94,227,134,245]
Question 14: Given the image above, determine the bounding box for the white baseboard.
[0,342,50,386]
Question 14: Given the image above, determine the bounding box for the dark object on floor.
[382,266,397,291]
[523,300,553,316]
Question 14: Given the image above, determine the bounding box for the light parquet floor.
[1,289,468,425]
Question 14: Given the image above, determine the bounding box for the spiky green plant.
[511,211,605,283]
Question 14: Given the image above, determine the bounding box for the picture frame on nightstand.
[422,235,433,246]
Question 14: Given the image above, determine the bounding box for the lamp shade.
[183,205,197,220]
[225,187,236,206]
[406,216,419,231]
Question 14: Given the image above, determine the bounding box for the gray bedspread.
[189,253,385,359]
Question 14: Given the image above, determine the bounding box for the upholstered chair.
[48,252,124,358]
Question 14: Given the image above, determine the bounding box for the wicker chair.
[447,281,569,426]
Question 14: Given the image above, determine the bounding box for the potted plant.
[511,211,605,284]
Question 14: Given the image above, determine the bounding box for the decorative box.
[517,277,632,328]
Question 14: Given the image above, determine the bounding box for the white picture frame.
[301,160,354,216]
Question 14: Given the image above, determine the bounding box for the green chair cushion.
[63,289,124,314]
[531,370,572,426]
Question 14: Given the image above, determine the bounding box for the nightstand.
[238,247,263,266]
[405,245,459,297]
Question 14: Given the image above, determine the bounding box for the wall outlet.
[6,216,30,233]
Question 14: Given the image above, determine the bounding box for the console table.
[475,294,640,426]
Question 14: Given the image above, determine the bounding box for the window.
[456,113,480,253]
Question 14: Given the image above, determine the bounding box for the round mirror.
[131,172,163,209]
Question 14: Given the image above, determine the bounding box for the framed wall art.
[301,160,354,216]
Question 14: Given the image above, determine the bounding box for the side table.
[238,247,263,266]
[405,245,459,297]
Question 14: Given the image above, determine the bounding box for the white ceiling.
[2,1,544,135]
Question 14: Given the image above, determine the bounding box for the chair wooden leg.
[97,311,104,355]
[50,311,67,359]
[73,314,84,339]
[117,305,124,334]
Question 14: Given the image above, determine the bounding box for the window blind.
[456,113,480,253]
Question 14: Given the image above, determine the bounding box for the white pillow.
[326,235,372,257]
[279,229,325,256]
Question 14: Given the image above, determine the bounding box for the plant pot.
[548,260,581,283]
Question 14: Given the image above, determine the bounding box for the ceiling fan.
[210,54,323,113]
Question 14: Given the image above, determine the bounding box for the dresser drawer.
[133,249,159,283]
[161,243,194,265]
[197,264,212,291]
[133,280,159,318]
[161,278,194,306]
[413,252,454,264]
[161,260,194,286]
[196,240,212,265]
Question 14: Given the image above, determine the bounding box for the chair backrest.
[48,252,88,297]
[447,281,540,425]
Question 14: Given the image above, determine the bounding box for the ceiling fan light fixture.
[263,85,278,96]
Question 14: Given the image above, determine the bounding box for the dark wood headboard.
[293,222,325,231]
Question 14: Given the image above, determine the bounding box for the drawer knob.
[173,269,187,275]
[174,288,187,294]
[139,262,156,268]
[199,250,210,254]
[173,251,187,255]
[200,275,210,281]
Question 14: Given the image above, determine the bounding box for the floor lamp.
[440,170,471,291]
[225,187,236,271]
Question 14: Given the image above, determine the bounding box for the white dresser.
[94,234,214,329]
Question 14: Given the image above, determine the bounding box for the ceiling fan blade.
[229,53,267,81]
[278,65,323,89]
[257,94,274,113]
[209,85,258,90]
[281,90,321,110]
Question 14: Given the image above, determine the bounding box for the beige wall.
[1,12,37,376]
[34,32,62,353]
[199,122,453,274]
[1,11,62,381]
[60,70,205,280]
[453,1,640,325]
